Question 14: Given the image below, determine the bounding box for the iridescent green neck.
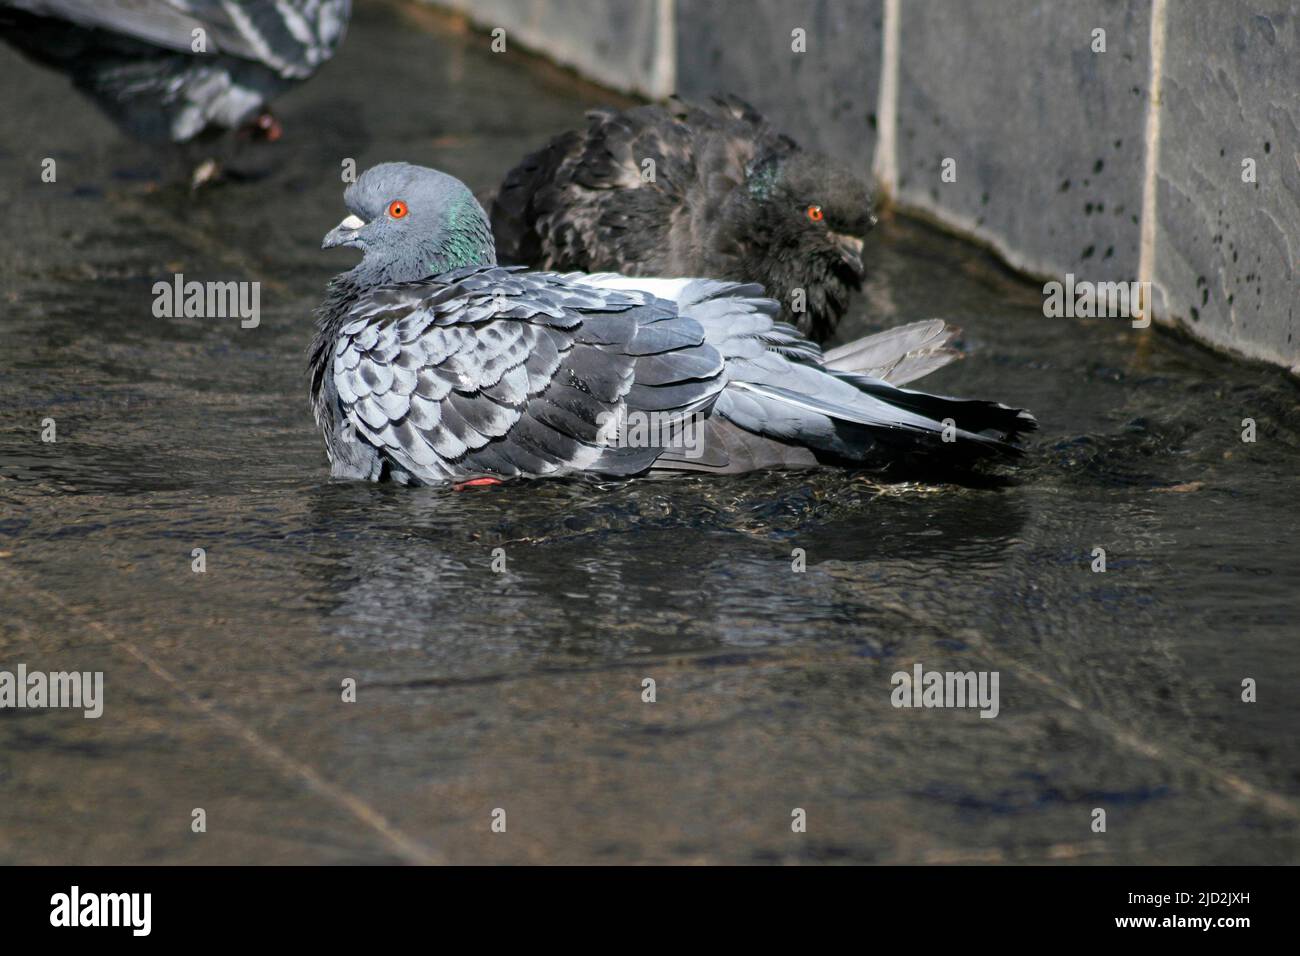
[428,196,496,272]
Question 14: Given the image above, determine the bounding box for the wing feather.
[326,266,727,484]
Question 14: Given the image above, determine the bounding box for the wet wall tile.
[421,0,1300,372]
[1154,4,1300,372]
[675,0,883,175]
[436,0,673,97]
[894,0,1150,281]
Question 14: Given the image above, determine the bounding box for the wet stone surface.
[893,0,1150,282]
[676,0,883,165]
[1155,2,1300,372]
[1,1,1298,864]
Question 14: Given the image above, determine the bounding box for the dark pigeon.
[312,163,1034,486]
[0,0,349,162]
[491,95,876,343]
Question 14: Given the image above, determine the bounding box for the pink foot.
[453,477,503,491]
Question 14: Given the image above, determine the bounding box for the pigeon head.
[739,151,876,339]
[322,162,496,283]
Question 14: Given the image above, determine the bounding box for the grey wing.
[5,0,350,76]
[331,273,727,484]
[667,279,1035,464]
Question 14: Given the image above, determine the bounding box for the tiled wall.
[435,0,674,97]
[432,0,1299,373]
[1154,2,1299,370]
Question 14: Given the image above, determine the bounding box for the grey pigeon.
[312,163,1035,487]
[492,95,875,343]
[0,0,349,147]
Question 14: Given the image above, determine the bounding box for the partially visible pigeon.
[491,95,876,343]
[313,163,1034,487]
[0,0,349,178]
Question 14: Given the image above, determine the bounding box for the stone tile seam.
[0,561,444,865]
[656,0,677,99]
[1138,0,1169,326]
[872,0,901,193]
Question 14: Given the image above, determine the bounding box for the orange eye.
[388,200,408,219]
[806,204,824,222]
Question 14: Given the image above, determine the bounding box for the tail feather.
[835,374,1038,445]
[809,319,1036,461]
[725,380,1029,462]
[823,319,962,384]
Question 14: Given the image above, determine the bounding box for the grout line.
[656,0,677,98]
[1136,0,1169,325]
[870,599,1299,822]
[0,562,442,865]
[872,0,901,198]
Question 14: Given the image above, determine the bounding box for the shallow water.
[1,1,1298,864]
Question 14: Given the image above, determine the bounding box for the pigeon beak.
[830,232,866,281]
[322,214,367,250]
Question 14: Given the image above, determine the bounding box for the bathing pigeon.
[491,95,875,343]
[312,163,1034,486]
[0,0,350,148]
